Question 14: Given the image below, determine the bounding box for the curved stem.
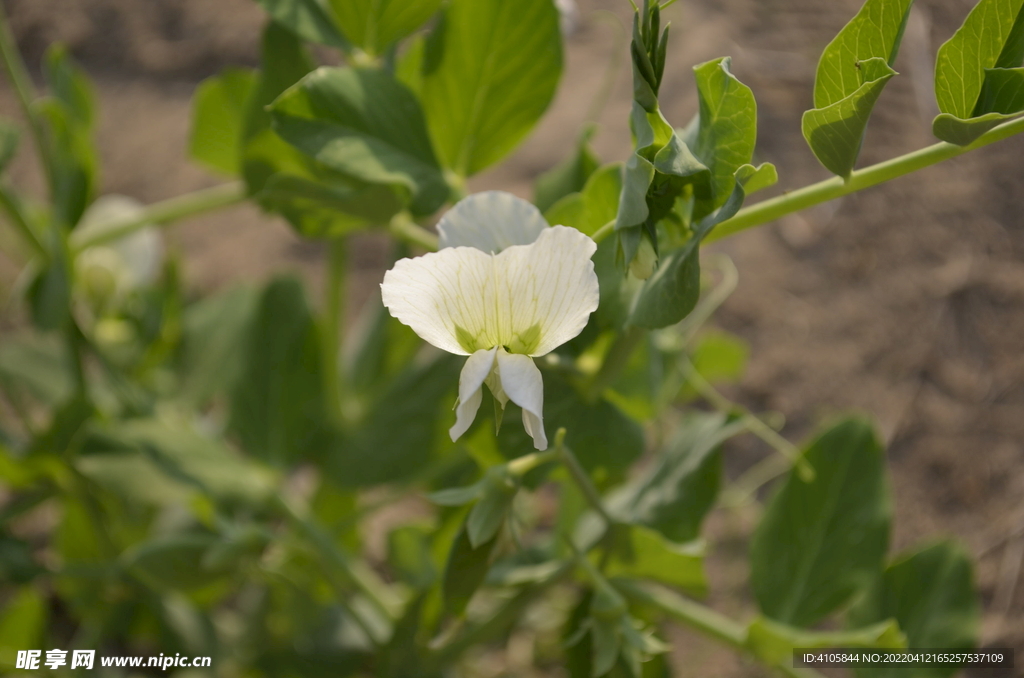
[70,181,246,250]
[708,115,1024,242]
[388,211,438,250]
[0,183,45,259]
[585,325,644,402]
[556,429,616,526]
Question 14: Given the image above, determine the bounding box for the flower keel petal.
[450,348,498,442]
[495,349,547,450]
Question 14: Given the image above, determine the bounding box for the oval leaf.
[751,417,892,628]
[328,0,442,56]
[255,0,350,49]
[420,0,562,176]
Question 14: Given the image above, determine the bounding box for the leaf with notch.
[255,0,350,49]
[751,417,891,628]
[420,0,562,176]
[802,58,897,178]
[327,0,442,56]
[933,0,1024,144]
[270,66,448,215]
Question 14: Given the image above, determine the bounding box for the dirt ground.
[1,0,1022,674]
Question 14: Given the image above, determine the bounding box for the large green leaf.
[534,125,600,214]
[801,0,913,177]
[933,0,1024,144]
[803,58,897,178]
[189,68,258,175]
[328,0,442,55]
[751,418,891,628]
[420,0,562,176]
[254,0,350,49]
[270,66,448,215]
[545,163,623,237]
[442,525,497,616]
[229,276,330,467]
[691,57,758,216]
[0,588,46,668]
[848,541,979,678]
[610,411,745,543]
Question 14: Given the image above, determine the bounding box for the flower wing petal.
[495,349,547,450]
[495,226,600,356]
[450,348,498,442]
[381,245,496,355]
[437,191,548,253]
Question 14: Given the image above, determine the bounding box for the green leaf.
[629,164,761,329]
[258,173,404,236]
[76,452,194,508]
[605,527,707,596]
[44,44,96,128]
[848,540,979,678]
[0,587,46,668]
[420,0,562,176]
[328,354,460,487]
[934,0,1024,144]
[327,0,442,55]
[466,485,513,549]
[746,616,905,668]
[230,276,330,467]
[388,525,437,591]
[535,125,601,214]
[751,417,892,628]
[813,0,913,109]
[801,0,913,175]
[93,419,277,506]
[442,525,497,616]
[611,411,744,543]
[175,283,260,407]
[270,66,448,215]
[189,68,258,175]
[545,163,623,238]
[254,0,350,49]
[691,57,758,215]
[122,533,230,591]
[0,118,19,173]
[802,58,897,178]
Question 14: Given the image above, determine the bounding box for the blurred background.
[0,0,1022,674]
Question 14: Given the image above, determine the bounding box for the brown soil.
[1,0,1022,674]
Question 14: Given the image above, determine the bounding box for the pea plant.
[0,0,1021,675]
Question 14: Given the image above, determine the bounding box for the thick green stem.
[70,181,246,250]
[616,581,826,678]
[0,1,52,189]
[708,116,1024,242]
[323,237,347,423]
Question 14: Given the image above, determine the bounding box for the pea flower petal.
[437,191,548,253]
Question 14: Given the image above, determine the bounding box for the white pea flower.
[381,192,600,450]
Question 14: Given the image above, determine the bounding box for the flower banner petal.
[495,226,599,356]
[438,191,548,253]
[450,347,498,442]
[495,349,547,450]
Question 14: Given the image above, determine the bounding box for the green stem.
[708,115,1024,242]
[388,211,438,250]
[0,184,45,259]
[323,237,346,423]
[556,429,615,526]
[506,448,559,476]
[586,326,644,402]
[615,581,827,678]
[0,1,52,189]
[70,181,246,250]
